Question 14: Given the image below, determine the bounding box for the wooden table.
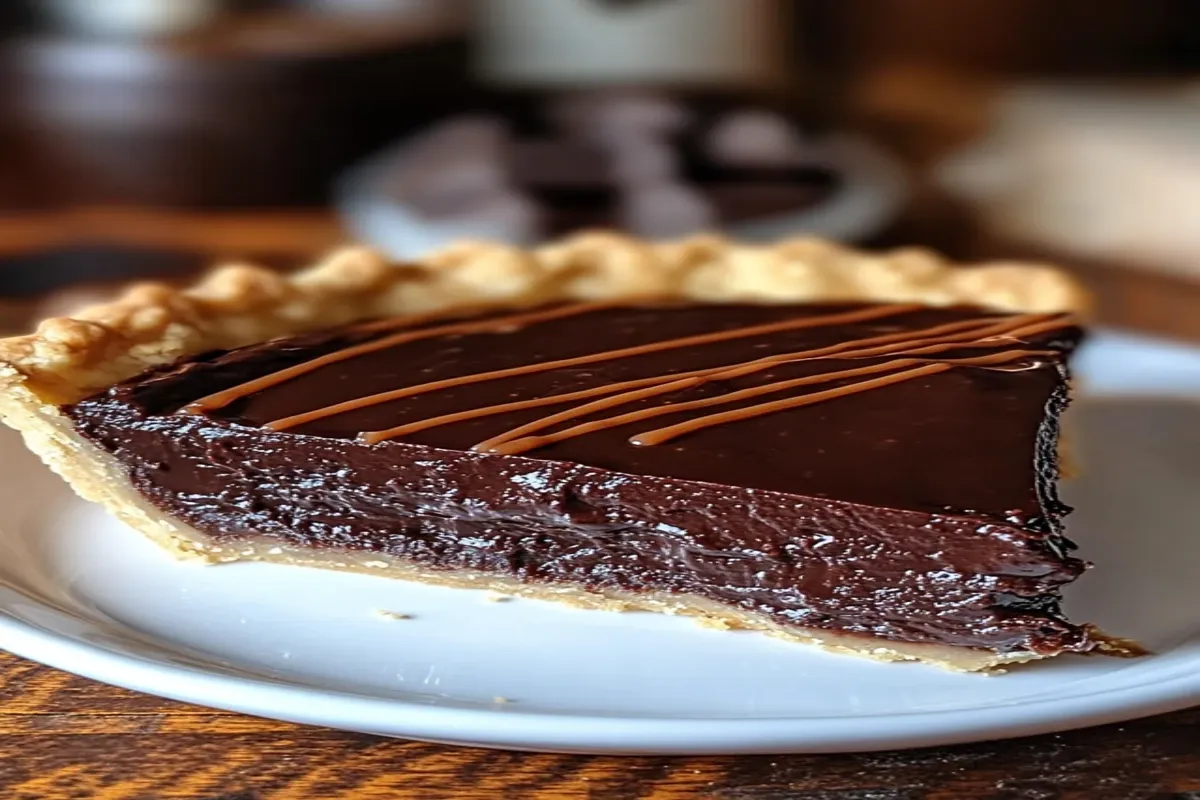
[0,210,1198,800]
[0,652,1195,799]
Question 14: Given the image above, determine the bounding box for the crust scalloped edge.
[0,232,1088,404]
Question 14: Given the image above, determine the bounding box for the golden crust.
[0,232,1088,405]
[181,535,1051,673]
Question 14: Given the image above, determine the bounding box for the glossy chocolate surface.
[67,303,1093,655]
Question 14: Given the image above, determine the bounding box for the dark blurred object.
[340,90,908,257]
[826,0,1200,78]
[797,0,1200,149]
[0,205,346,333]
[0,241,313,333]
[0,5,474,209]
[405,94,838,236]
[0,1,37,31]
[0,245,206,298]
[0,245,207,333]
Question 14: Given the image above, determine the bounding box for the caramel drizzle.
[181,301,620,415]
[263,303,921,432]
[632,349,1054,447]
[357,316,997,444]
[179,299,1075,454]
[367,314,1065,449]
[487,350,1049,454]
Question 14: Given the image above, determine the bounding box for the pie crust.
[0,233,1093,671]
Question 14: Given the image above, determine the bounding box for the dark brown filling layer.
[66,303,1093,655]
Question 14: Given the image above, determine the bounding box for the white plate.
[0,330,1197,754]
[338,132,908,260]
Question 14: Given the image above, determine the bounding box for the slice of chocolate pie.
[0,234,1128,671]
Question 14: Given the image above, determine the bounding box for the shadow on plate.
[1062,396,1200,651]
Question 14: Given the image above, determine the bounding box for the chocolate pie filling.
[66,303,1094,656]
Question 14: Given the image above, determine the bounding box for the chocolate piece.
[619,183,715,238]
[66,302,1095,658]
[705,109,810,167]
[550,91,692,144]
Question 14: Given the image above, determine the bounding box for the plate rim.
[1,592,1198,754]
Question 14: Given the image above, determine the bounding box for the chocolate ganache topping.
[67,302,1093,655]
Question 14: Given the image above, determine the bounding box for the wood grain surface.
[0,649,1196,800]
[0,210,1198,800]
[0,209,348,259]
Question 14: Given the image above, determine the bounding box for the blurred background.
[3,0,1200,336]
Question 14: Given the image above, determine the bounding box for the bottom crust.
[0,370,1133,673]
[189,536,1047,672]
